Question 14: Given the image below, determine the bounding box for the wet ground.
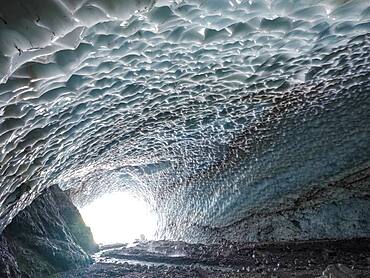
[57,238,370,277]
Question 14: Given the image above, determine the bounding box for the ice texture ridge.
[0,0,369,241]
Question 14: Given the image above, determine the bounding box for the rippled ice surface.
[0,0,369,240]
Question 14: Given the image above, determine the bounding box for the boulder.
[0,185,98,277]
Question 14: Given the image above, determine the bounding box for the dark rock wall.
[0,236,21,278]
[0,185,97,278]
[49,186,98,254]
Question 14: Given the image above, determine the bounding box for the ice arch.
[0,0,370,243]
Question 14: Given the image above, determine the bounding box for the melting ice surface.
[80,191,158,244]
[0,0,369,242]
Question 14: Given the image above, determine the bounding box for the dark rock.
[0,185,98,277]
[0,236,21,278]
[51,186,98,254]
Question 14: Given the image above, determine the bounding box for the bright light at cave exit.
[80,191,158,245]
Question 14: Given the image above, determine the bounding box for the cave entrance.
[79,191,158,245]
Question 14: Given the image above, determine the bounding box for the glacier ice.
[0,0,369,241]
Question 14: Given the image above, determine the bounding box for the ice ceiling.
[0,0,370,242]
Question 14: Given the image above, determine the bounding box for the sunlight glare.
[80,191,158,245]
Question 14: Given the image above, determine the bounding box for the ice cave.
[0,0,370,277]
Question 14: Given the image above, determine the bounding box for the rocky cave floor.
[56,238,370,278]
